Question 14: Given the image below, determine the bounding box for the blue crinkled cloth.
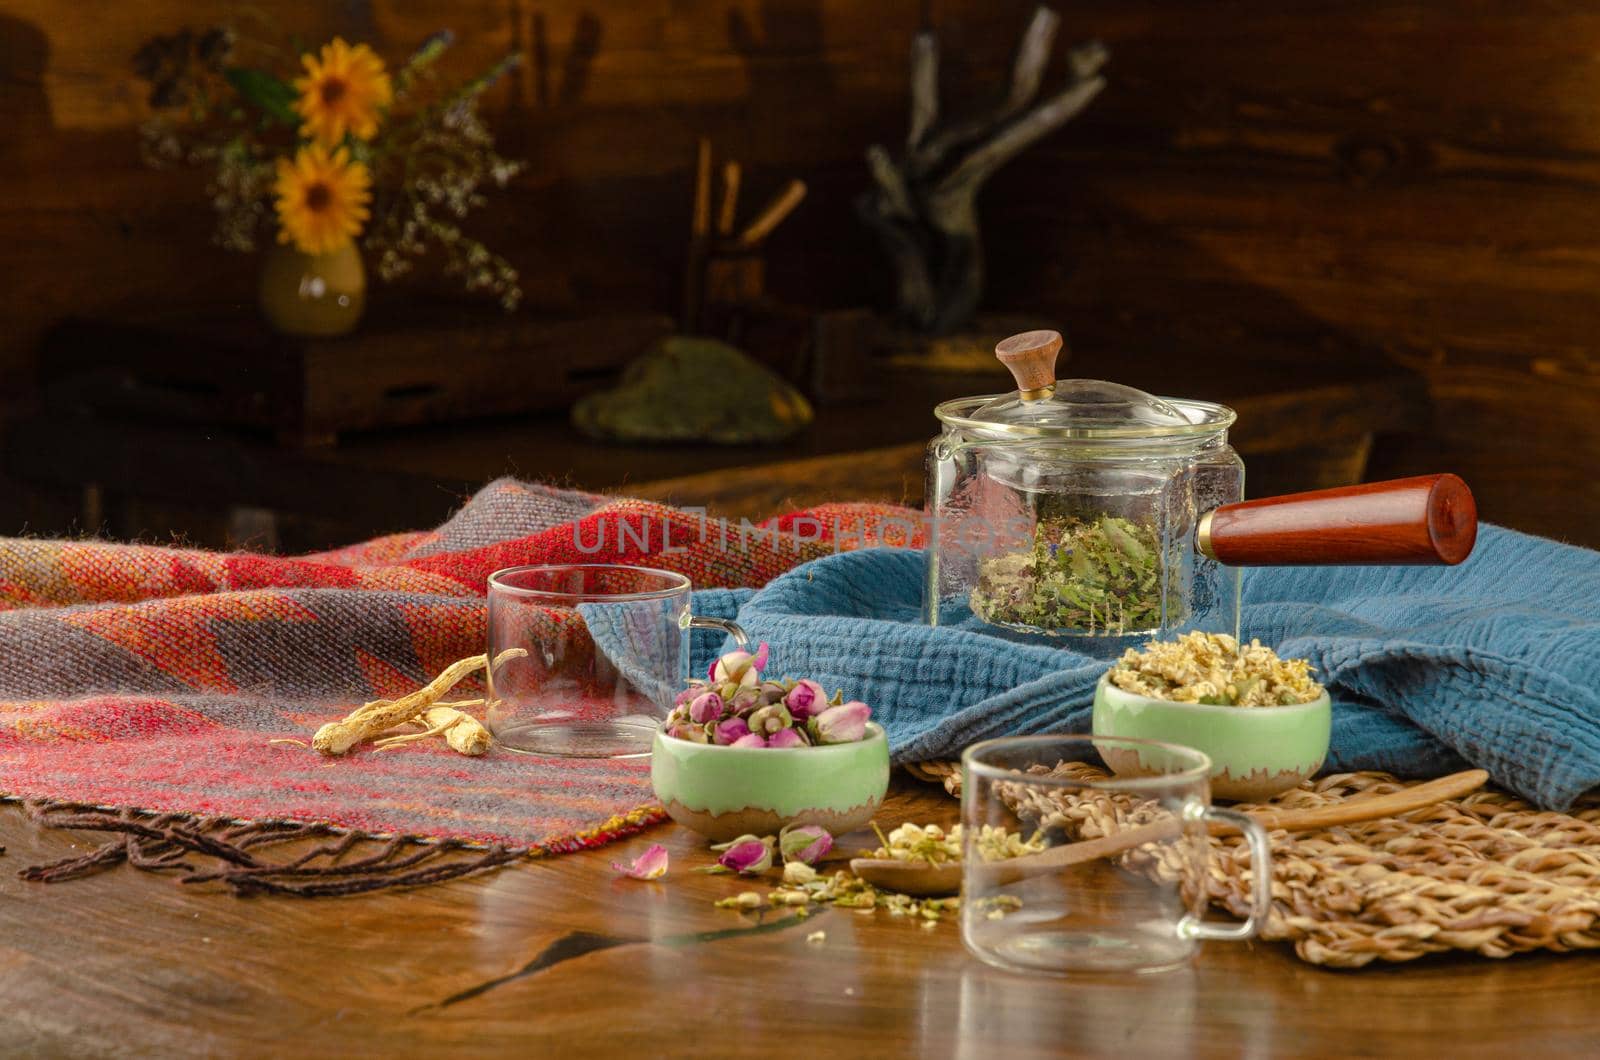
[686,525,1600,811]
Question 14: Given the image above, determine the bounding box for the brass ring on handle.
[1197,511,1217,560]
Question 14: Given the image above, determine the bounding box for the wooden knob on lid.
[995,329,1063,401]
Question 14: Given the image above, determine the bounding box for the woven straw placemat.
[906,760,1600,968]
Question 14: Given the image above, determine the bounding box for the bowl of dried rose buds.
[1092,631,1331,801]
[651,642,889,842]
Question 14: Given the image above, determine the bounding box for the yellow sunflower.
[273,143,372,256]
[293,37,392,144]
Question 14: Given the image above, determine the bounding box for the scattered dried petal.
[714,891,764,909]
[782,861,819,886]
[611,843,669,881]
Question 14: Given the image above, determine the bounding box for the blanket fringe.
[17,798,671,896]
[17,800,533,896]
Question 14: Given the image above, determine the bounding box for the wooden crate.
[40,306,673,447]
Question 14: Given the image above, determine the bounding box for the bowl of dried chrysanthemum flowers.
[1092,631,1331,801]
[651,642,889,842]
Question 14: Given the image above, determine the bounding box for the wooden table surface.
[2,776,1593,1057]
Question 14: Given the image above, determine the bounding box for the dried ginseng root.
[373,703,493,756]
[310,649,523,756]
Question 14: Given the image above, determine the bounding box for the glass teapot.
[924,330,1477,652]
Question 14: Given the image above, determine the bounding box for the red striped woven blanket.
[0,479,916,894]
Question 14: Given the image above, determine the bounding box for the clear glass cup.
[485,564,746,758]
[960,735,1271,975]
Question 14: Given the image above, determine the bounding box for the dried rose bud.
[668,721,710,744]
[729,688,761,714]
[712,835,774,874]
[730,732,768,748]
[779,824,833,865]
[747,704,793,737]
[713,715,751,745]
[783,679,828,721]
[759,680,790,704]
[811,701,870,744]
[712,641,769,687]
[766,727,805,749]
[611,843,669,880]
[688,691,724,725]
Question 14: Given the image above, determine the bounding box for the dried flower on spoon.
[663,643,873,747]
[707,822,1038,924]
[869,822,1045,865]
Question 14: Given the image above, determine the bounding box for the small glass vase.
[257,242,366,338]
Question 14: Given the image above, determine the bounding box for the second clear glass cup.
[960,734,1271,975]
[485,564,746,758]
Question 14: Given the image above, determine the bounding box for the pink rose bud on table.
[779,824,833,865]
[812,701,870,744]
[766,727,805,749]
[712,835,774,874]
[783,679,828,720]
[688,691,724,725]
[611,843,669,880]
[713,716,751,745]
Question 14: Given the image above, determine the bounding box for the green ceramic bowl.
[650,723,890,842]
[1092,673,1331,801]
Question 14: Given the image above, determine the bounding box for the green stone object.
[571,336,814,445]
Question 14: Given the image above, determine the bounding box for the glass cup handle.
[687,615,748,651]
[1180,806,1273,942]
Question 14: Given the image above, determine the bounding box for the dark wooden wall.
[2,1,1597,545]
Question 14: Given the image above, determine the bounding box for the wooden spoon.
[849,769,1488,898]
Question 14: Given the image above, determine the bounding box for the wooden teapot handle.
[1198,474,1478,566]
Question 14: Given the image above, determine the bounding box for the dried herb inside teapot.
[969,514,1169,635]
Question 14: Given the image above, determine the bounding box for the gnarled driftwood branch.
[858,5,1108,335]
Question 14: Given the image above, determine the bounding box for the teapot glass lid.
[934,329,1234,440]
[969,377,1192,431]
